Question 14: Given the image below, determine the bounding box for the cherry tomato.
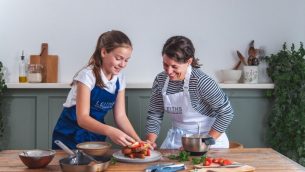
[218,158,224,164]
[213,158,220,163]
[206,157,213,164]
[146,149,151,156]
[222,159,233,166]
[204,160,211,166]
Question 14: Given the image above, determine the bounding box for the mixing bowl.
[19,149,56,169]
[76,141,111,156]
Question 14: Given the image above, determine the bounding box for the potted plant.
[0,61,7,144]
[265,42,305,166]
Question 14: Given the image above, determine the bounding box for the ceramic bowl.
[19,150,56,169]
[222,69,242,83]
[76,141,111,156]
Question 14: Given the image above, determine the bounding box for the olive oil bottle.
[19,51,27,83]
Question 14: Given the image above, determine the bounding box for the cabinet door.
[1,96,36,149]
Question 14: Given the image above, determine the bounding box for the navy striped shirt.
[145,68,234,136]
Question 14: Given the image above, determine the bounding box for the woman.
[145,36,234,149]
[52,30,141,149]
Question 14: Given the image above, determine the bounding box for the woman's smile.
[163,55,189,81]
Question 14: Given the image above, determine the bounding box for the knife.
[194,162,244,169]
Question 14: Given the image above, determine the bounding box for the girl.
[52,30,141,149]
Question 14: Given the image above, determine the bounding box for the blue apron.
[52,80,120,149]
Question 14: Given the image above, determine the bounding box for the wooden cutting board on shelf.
[30,43,58,83]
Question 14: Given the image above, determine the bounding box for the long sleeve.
[145,75,165,136]
[196,76,234,133]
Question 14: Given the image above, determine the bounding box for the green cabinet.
[0,88,271,149]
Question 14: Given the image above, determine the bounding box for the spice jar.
[28,64,42,83]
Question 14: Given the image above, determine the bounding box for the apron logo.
[166,107,182,114]
[94,101,115,110]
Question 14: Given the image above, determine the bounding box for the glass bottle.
[19,51,27,83]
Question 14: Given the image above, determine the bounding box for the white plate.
[112,150,162,163]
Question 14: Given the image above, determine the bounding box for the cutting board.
[30,43,58,83]
[191,164,255,172]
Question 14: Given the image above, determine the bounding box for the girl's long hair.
[72,30,132,87]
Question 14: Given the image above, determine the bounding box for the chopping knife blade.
[194,162,244,169]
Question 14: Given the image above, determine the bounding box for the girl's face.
[162,54,192,81]
[101,46,132,79]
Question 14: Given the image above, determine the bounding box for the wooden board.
[191,164,255,172]
[29,43,58,83]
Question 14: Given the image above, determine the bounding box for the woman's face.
[162,54,192,81]
[101,46,132,79]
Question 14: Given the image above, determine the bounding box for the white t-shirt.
[63,66,126,107]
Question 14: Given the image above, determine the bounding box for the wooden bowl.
[76,141,111,156]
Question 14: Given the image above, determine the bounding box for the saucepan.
[181,134,215,154]
[54,140,111,172]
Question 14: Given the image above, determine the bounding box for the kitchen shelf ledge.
[6,82,274,89]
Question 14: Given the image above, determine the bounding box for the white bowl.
[222,69,242,83]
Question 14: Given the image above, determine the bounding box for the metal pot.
[181,134,215,153]
[54,140,110,172]
[59,152,110,172]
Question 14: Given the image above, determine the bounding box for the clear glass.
[28,64,42,83]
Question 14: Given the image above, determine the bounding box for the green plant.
[265,42,305,166]
[0,61,7,138]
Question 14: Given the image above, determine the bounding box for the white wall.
[1,0,305,84]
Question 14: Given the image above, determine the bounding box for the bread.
[122,142,151,159]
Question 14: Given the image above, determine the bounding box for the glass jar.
[28,64,42,83]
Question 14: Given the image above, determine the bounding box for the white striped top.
[145,67,234,136]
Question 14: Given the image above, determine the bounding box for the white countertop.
[6,82,274,89]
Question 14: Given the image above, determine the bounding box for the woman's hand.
[146,140,157,149]
[107,127,135,147]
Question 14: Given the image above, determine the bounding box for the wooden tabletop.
[0,148,304,172]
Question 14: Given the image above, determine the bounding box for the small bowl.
[222,69,242,83]
[19,150,56,169]
[76,141,111,156]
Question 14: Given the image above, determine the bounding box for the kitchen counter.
[6,82,274,89]
[0,148,303,171]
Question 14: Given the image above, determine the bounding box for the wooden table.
[0,148,304,171]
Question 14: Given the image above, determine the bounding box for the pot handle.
[54,140,75,156]
[202,136,215,145]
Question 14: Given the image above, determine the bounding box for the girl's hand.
[107,128,135,147]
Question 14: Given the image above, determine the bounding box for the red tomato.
[204,160,211,166]
[218,158,224,164]
[206,157,213,164]
[222,159,233,166]
[212,158,219,163]
[146,149,151,156]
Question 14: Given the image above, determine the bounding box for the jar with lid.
[28,64,43,83]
